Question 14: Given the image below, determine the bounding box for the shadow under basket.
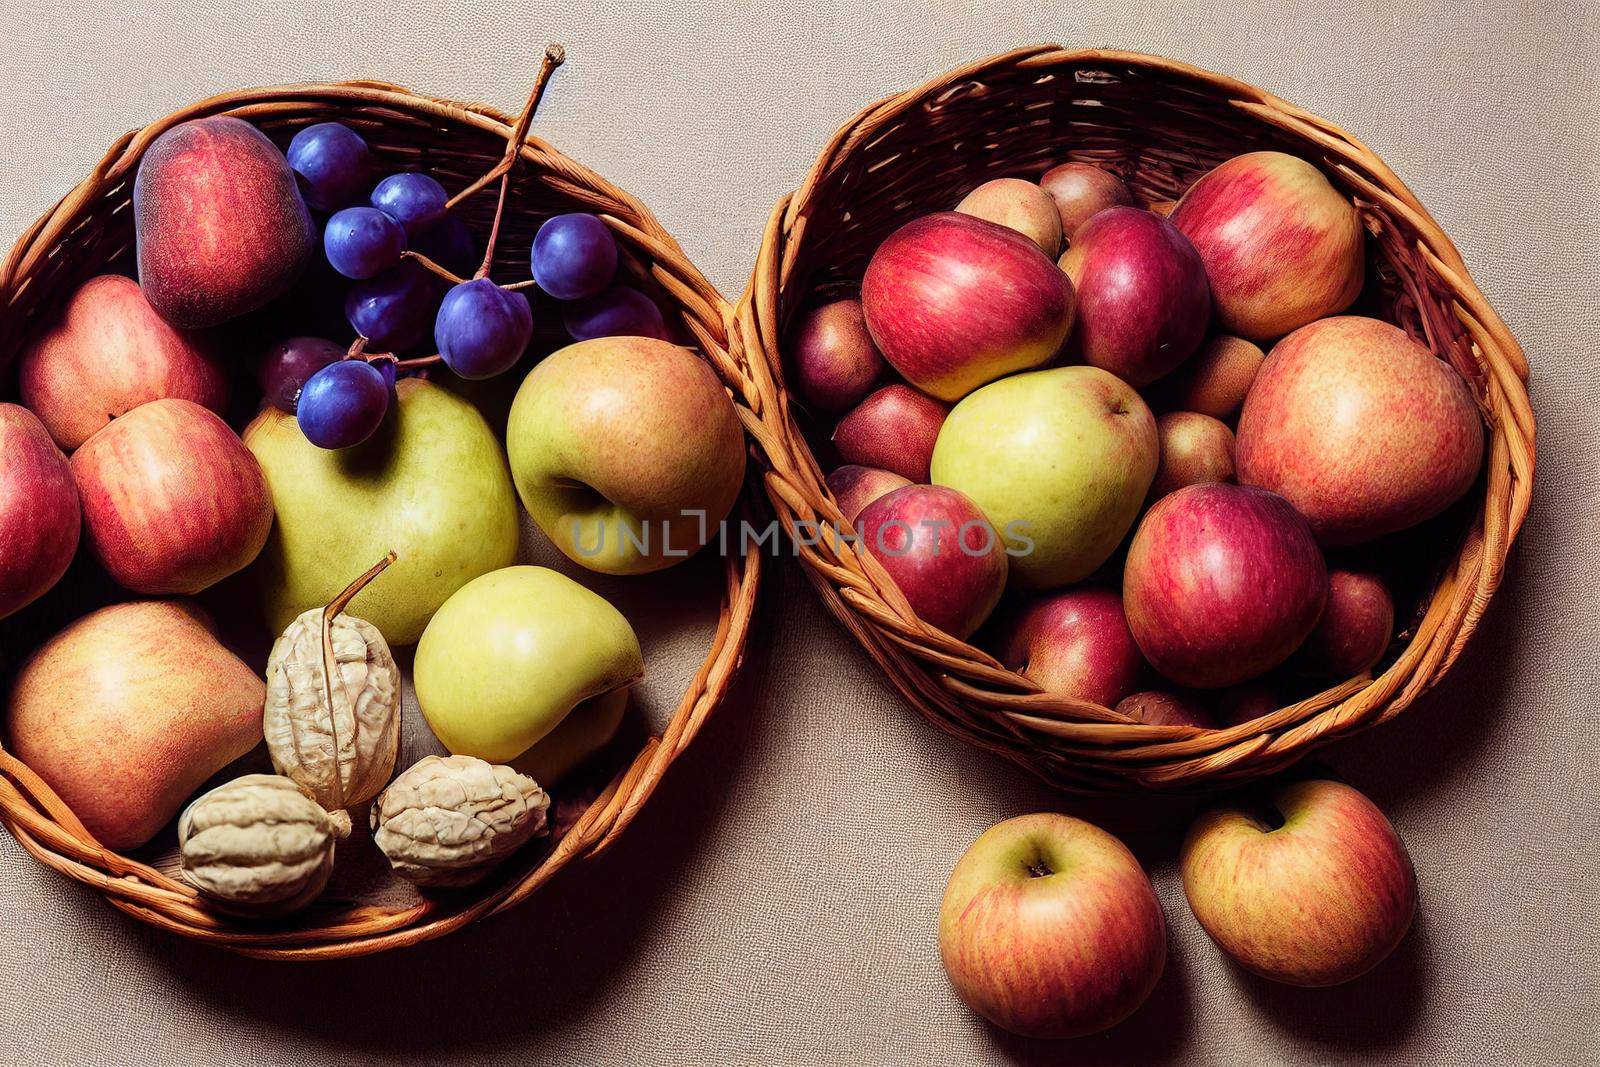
[729,45,1535,793]
[0,81,763,959]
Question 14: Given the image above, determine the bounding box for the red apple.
[788,298,886,412]
[855,484,1006,639]
[1237,316,1484,545]
[1171,151,1363,341]
[825,464,911,522]
[1181,778,1417,987]
[71,398,273,594]
[1215,681,1279,726]
[939,812,1166,1038]
[1117,689,1215,727]
[1039,163,1136,242]
[1123,483,1328,688]
[135,116,315,328]
[1296,570,1394,677]
[1146,334,1265,421]
[956,178,1063,255]
[0,404,79,619]
[1149,411,1235,502]
[861,212,1075,401]
[18,275,230,451]
[999,588,1144,707]
[833,384,949,483]
[1058,207,1211,385]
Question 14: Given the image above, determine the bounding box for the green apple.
[512,687,628,785]
[506,336,746,575]
[244,377,519,645]
[414,566,644,763]
[930,366,1157,588]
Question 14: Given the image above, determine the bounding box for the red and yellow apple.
[855,484,1006,640]
[861,212,1075,401]
[1058,207,1210,385]
[788,298,885,412]
[1295,570,1394,678]
[1123,483,1328,688]
[1237,315,1484,545]
[999,588,1145,707]
[71,398,273,595]
[1171,151,1363,341]
[18,275,229,450]
[0,404,79,619]
[508,336,747,575]
[1181,777,1417,987]
[939,813,1167,1038]
[1117,689,1214,727]
[832,384,949,484]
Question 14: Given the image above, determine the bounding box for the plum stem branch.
[475,44,565,279]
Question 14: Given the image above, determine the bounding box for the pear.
[414,566,644,764]
[243,378,519,645]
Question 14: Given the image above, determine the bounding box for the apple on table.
[1181,777,1417,987]
[940,812,1167,1039]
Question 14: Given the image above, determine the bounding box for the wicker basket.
[730,45,1535,792]
[0,80,762,958]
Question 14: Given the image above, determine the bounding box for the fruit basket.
[0,76,762,958]
[729,45,1535,791]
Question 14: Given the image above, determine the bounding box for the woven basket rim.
[0,77,766,959]
[729,44,1536,793]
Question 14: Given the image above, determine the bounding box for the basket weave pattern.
[730,46,1535,792]
[0,81,762,958]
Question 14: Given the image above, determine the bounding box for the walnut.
[264,556,400,817]
[370,755,550,887]
[177,774,339,916]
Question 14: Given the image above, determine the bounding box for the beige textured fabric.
[2,2,1597,1063]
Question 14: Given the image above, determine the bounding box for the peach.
[134,116,314,328]
[5,601,265,850]
[956,178,1063,255]
[1236,316,1484,545]
[1146,335,1266,421]
[1150,411,1235,502]
[1039,163,1136,242]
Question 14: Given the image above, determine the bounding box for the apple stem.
[450,43,566,281]
[319,551,398,812]
[400,249,466,286]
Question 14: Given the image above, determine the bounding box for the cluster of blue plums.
[258,120,670,451]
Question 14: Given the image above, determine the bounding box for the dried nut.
[177,774,338,916]
[371,755,550,887]
[265,606,399,813]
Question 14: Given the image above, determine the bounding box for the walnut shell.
[177,774,338,916]
[370,755,550,888]
[264,606,400,813]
